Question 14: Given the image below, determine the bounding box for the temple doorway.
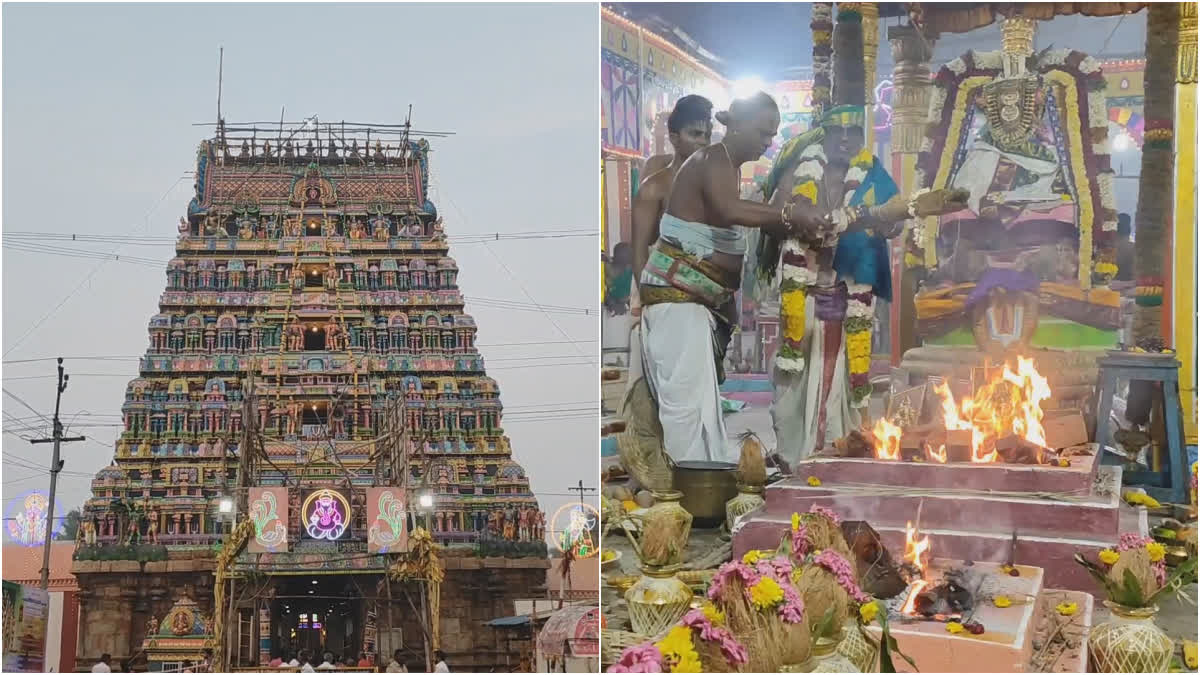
[304,325,326,351]
[271,576,365,661]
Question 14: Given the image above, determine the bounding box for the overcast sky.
[2,3,599,539]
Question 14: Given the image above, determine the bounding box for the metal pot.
[673,461,738,528]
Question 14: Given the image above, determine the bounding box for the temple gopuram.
[71,120,549,672]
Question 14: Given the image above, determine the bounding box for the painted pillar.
[887,24,937,364]
[1175,2,1197,444]
[861,3,880,150]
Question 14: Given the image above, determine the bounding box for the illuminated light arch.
[6,492,60,546]
[550,502,599,559]
[873,79,895,133]
[302,489,350,541]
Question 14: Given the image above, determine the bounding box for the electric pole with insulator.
[30,358,86,590]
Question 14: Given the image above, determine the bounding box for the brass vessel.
[1088,602,1173,673]
[674,461,738,527]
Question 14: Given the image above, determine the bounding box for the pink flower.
[791,522,811,559]
[813,549,871,604]
[808,504,841,525]
[1117,532,1153,552]
[707,560,762,601]
[779,583,806,623]
[609,644,664,673]
[680,610,749,666]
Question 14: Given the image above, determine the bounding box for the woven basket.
[601,628,646,668]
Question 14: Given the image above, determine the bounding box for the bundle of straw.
[714,575,811,671]
[735,432,768,487]
[801,512,856,563]
[632,505,691,568]
[693,634,741,673]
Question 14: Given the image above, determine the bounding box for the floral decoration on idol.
[778,141,878,407]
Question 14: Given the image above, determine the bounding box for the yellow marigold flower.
[849,356,872,373]
[993,595,1012,608]
[742,549,764,565]
[1057,458,1070,467]
[1146,541,1166,562]
[621,499,638,513]
[1184,640,1197,669]
[946,622,965,634]
[781,289,808,342]
[749,577,785,610]
[1124,491,1162,508]
[791,512,801,532]
[807,476,822,487]
[1098,549,1120,565]
[655,625,701,673]
[1055,602,1078,617]
[904,252,923,269]
[701,602,725,626]
[859,601,879,624]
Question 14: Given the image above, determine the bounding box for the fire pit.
[868,523,1046,673]
[812,357,1099,494]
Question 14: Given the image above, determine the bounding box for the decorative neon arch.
[550,503,599,559]
[6,492,60,546]
[302,489,350,540]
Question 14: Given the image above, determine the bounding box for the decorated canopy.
[536,605,599,658]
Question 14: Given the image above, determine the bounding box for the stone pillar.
[887,24,937,363]
[1175,1,1197,444]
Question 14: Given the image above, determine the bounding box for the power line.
[3,174,192,358]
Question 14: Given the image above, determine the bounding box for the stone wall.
[383,556,550,671]
[73,557,217,666]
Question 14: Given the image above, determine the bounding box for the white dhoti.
[771,286,861,467]
[641,302,734,464]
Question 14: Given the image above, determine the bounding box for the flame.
[873,417,903,460]
[927,443,947,463]
[929,358,1051,463]
[900,579,930,615]
[904,521,930,576]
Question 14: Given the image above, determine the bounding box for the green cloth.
[606,267,633,302]
[820,104,866,129]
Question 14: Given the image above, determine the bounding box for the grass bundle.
[633,505,691,568]
[735,432,768,487]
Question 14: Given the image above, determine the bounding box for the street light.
[218,497,234,514]
[418,494,434,509]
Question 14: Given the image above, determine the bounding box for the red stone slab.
[792,444,1099,496]
[763,482,1120,539]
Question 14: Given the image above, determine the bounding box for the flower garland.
[912,49,1115,289]
[1115,532,1168,586]
[777,139,877,411]
[681,608,750,666]
[812,548,873,604]
[810,3,833,116]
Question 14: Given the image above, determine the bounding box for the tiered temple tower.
[72,122,549,670]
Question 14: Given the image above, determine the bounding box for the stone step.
[788,447,1100,497]
[763,467,1121,540]
[1029,588,1093,673]
[733,504,1146,594]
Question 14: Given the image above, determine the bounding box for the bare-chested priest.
[631,92,825,464]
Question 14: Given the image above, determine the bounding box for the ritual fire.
[897,522,975,621]
[867,357,1059,465]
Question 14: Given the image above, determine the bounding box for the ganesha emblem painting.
[303,489,350,541]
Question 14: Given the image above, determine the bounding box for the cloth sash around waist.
[640,242,739,309]
[658,212,747,258]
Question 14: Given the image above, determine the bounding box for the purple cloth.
[813,284,849,322]
[966,268,1040,308]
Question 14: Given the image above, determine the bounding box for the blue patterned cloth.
[832,157,900,302]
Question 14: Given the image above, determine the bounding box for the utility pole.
[567,479,596,506]
[29,358,86,591]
